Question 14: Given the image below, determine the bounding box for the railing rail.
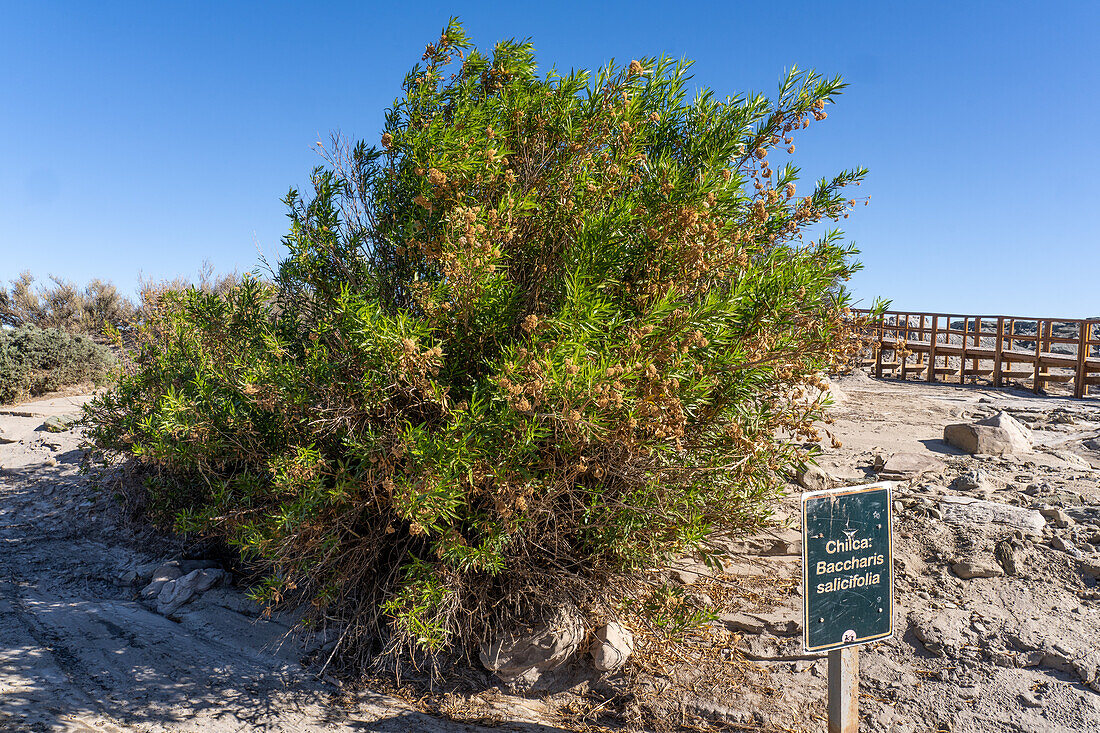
[849,309,1100,399]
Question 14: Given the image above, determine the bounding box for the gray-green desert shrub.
[0,326,115,403]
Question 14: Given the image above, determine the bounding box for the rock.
[589,621,634,672]
[0,426,16,444]
[943,424,1012,455]
[1050,450,1090,468]
[719,612,765,634]
[1038,507,1074,528]
[1078,558,1100,578]
[1050,536,1082,558]
[156,568,226,615]
[951,558,1003,579]
[938,496,1046,535]
[41,415,80,433]
[737,633,823,661]
[720,610,800,636]
[976,412,1032,451]
[795,465,830,491]
[879,452,942,481]
[909,608,970,657]
[480,608,584,687]
[741,527,802,556]
[140,563,184,599]
[951,469,991,494]
[115,569,139,586]
[684,699,755,727]
[994,539,1019,575]
[943,412,1032,456]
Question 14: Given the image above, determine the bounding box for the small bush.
[0,326,115,403]
[0,271,136,337]
[0,265,239,341]
[87,21,868,669]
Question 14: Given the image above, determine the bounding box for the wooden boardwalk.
[850,309,1100,399]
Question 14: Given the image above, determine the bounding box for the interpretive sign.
[802,481,893,653]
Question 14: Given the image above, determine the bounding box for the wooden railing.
[849,309,1100,399]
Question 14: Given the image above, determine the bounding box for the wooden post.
[1033,321,1043,394]
[900,314,909,380]
[959,317,968,384]
[1076,321,1090,399]
[874,316,884,379]
[828,647,859,733]
[1087,322,1094,397]
[928,316,939,383]
[993,317,1004,387]
[915,315,926,377]
[1040,321,1051,388]
[973,317,982,381]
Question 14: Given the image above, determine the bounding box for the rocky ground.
[701,371,1100,733]
[1,377,1099,732]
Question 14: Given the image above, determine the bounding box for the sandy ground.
[2,379,1099,732]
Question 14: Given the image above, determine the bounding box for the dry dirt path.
[0,397,558,733]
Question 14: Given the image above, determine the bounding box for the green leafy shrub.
[0,326,115,404]
[87,21,868,667]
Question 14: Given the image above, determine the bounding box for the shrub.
[0,266,238,340]
[0,326,115,404]
[0,271,136,337]
[86,21,868,668]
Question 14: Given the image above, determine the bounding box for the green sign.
[802,482,893,653]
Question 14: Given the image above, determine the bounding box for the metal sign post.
[802,481,894,733]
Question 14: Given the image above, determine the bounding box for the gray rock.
[720,610,800,636]
[737,633,823,661]
[0,426,16,444]
[943,412,1032,456]
[943,424,1012,455]
[879,452,942,480]
[951,469,991,494]
[719,612,765,634]
[938,496,1046,535]
[156,568,226,615]
[480,608,584,687]
[795,465,830,491]
[909,608,970,657]
[951,558,1003,579]
[741,527,801,556]
[41,415,80,433]
[1050,536,1082,558]
[1078,558,1100,578]
[1039,507,1074,528]
[684,699,755,727]
[589,621,634,672]
[140,563,184,599]
[976,412,1033,451]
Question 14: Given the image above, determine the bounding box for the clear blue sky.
[3,1,1097,317]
